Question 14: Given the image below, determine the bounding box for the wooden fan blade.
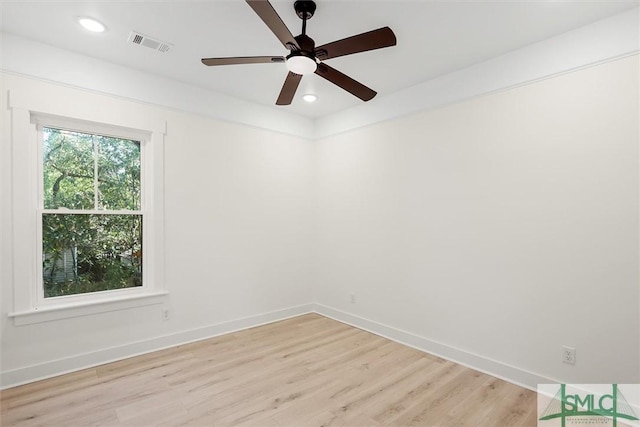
[276,72,303,105]
[314,63,376,101]
[314,27,396,61]
[201,56,285,66]
[246,0,300,51]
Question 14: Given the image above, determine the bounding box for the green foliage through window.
[43,128,140,210]
[41,127,142,298]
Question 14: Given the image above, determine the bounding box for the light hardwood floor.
[1,314,538,426]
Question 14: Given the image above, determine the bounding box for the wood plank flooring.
[0,314,538,426]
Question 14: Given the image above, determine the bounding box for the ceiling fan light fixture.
[286,54,317,75]
[78,17,106,33]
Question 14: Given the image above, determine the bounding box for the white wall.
[1,55,638,390]
[314,55,640,385]
[0,73,315,386]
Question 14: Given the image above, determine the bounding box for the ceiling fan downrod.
[294,0,316,36]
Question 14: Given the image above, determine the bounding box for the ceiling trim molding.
[0,33,316,140]
[1,8,638,141]
[314,7,640,139]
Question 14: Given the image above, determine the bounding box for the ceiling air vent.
[128,31,172,53]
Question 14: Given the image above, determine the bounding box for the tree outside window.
[41,127,143,298]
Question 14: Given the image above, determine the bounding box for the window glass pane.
[42,214,142,298]
[97,135,141,210]
[43,128,95,210]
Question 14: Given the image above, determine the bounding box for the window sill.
[8,291,168,326]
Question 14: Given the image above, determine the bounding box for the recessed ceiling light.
[78,17,106,33]
[302,94,317,103]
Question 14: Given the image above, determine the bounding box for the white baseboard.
[312,303,557,392]
[0,302,573,393]
[0,304,314,389]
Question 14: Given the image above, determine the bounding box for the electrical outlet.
[161,309,170,321]
[562,346,576,365]
[350,293,356,304]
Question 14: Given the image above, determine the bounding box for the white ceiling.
[1,0,638,118]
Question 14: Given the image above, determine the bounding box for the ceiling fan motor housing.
[286,34,317,74]
[294,34,315,53]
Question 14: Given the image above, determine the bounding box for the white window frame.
[36,118,149,307]
[8,90,167,325]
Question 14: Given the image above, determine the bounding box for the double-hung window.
[8,89,166,325]
[39,126,143,301]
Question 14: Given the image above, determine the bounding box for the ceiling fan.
[201,0,397,105]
